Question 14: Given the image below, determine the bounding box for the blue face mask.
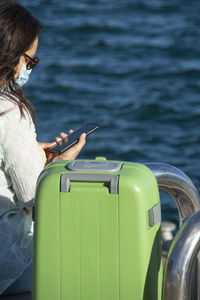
[15,63,32,87]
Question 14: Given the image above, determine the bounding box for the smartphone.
[49,122,100,154]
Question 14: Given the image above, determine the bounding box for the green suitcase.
[33,157,162,300]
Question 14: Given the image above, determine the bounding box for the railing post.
[145,163,200,300]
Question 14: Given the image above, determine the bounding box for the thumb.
[77,133,86,147]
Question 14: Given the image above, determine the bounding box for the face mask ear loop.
[15,59,24,79]
[20,58,26,69]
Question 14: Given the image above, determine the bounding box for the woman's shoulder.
[0,93,32,124]
[0,93,17,111]
[0,93,37,141]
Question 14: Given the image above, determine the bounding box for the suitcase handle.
[60,173,119,194]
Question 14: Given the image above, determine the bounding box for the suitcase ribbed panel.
[60,184,119,300]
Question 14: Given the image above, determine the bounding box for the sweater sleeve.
[0,104,44,209]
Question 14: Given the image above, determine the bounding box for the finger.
[80,132,86,141]
[73,133,86,151]
[49,142,57,148]
[46,142,56,147]
[60,132,67,138]
[63,133,86,154]
[69,129,74,134]
[38,142,54,149]
[60,132,68,143]
[56,136,63,146]
[53,133,86,161]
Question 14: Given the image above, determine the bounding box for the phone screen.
[49,123,100,154]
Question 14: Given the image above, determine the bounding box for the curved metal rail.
[145,163,200,300]
[145,163,200,227]
[163,210,200,300]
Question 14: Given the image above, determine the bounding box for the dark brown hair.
[0,0,43,124]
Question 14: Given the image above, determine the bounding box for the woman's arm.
[0,109,44,209]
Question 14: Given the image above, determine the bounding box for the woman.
[0,0,86,295]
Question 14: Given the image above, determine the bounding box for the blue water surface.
[20,0,200,223]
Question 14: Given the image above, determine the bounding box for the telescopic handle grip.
[60,173,119,194]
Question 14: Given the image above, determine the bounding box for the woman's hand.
[38,129,86,165]
[52,131,86,162]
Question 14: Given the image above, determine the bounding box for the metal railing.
[145,163,200,300]
[163,210,200,300]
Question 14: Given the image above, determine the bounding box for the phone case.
[50,123,99,154]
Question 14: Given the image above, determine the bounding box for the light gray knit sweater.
[0,94,44,294]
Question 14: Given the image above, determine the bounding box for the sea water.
[20,0,200,223]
